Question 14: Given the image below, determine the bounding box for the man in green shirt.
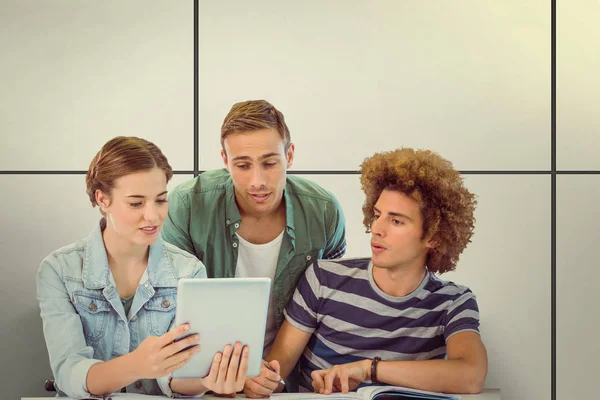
[162,99,346,355]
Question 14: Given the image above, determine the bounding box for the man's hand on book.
[243,359,282,398]
[311,359,371,394]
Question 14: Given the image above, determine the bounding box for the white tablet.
[171,277,271,379]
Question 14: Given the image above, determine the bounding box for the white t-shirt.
[235,230,284,356]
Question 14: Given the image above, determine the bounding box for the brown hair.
[221,100,291,151]
[85,136,173,212]
[360,148,476,274]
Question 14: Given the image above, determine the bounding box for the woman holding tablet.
[37,137,249,398]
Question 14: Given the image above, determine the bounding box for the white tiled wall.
[557,175,600,399]
[0,1,596,400]
[0,0,194,171]
[556,1,600,395]
[445,176,552,400]
[557,1,600,170]
[198,0,550,172]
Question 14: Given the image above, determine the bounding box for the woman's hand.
[131,323,200,379]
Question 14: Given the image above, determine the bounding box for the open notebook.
[271,385,460,400]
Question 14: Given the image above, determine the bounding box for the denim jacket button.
[88,302,97,312]
[162,299,170,308]
[306,255,312,261]
[130,315,137,322]
[232,242,238,248]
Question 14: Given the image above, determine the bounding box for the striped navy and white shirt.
[284,258,480,390]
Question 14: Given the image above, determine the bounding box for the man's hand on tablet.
[200,342,249,395]
[243,359,283,398]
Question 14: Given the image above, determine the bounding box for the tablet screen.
[171,277,271,379]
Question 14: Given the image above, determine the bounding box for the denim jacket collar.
[82,219,178,290]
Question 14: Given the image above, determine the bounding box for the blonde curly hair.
[360,148,476,274]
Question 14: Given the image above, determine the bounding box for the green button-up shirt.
[162,169,346,329]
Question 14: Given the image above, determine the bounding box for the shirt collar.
[283,182,295,238]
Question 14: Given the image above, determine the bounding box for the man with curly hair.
[243,148,488,397]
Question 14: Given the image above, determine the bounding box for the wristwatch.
[371,356,381,384]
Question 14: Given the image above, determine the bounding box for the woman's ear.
[95,189,110,212]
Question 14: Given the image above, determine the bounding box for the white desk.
[23,389,501,400]
[455,389,501,399]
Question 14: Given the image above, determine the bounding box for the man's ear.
[285,143,295,169]
[426,239,438,249]
[220,149,230,172]
[425,232,439,249]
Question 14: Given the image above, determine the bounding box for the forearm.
[264,318,314,394]
[266,337,306,384]
[169,378,208,396]
[265,344,303,394]
[266,350,295,382]
[86,352,141,395]
[375,358,486,394]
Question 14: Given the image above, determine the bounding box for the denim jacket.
[36,220,206,398]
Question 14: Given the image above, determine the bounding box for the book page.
[270,392,363,400]
[357,385,460,400]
